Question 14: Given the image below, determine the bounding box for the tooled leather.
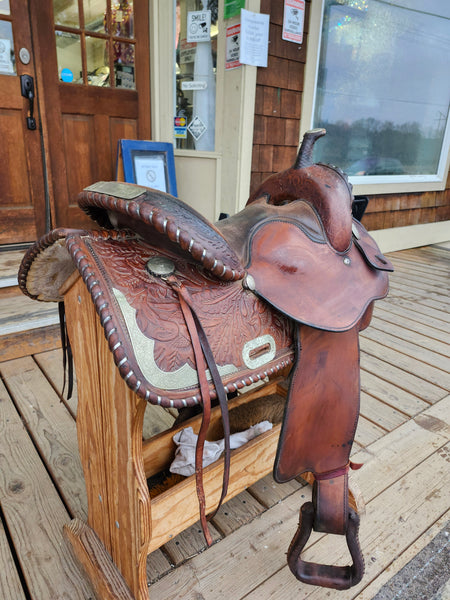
[78,187,246,282]
[65,229,294,408]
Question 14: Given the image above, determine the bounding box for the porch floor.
[1,244,449,600]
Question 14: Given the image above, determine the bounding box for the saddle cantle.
[19,129,393,591]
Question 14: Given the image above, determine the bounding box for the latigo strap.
[167,275,231,545]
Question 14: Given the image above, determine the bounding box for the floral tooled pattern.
[89,236,293,373]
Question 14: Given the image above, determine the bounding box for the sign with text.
[226,23,241,70]
[187,10,211,43]
[179,38,196,64]
[239,9,269,68]
[282,0,305,44]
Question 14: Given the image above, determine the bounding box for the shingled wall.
[251,0,450,230]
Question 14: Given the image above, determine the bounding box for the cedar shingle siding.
[251,0,450,230]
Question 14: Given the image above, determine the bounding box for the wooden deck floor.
[1,244,449,599]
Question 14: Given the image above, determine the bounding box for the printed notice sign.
[282,0,305,44]
[188,116,207,141]
[187,10,211,43]
[179,39,196,64]
[134,155,167,192]
[239,9,269,68]
[226,24,241,70]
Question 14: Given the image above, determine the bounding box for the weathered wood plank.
[354,510,450,599]
[0,356,88,520]
[354,416,386,448]
[0,379,94,599]
[33,348,78,418]
[384,298,449,329]
[142,403,176,439]
[64,519,135,600]
[211,490,266,536]
[248,472,304,508]
[370,314,449,356]
[148,395,450,600]
[374,302,449,342]
[360,392,407,431]
[246,445,449,599]
[0,324,61,362]
[0,293,59,335]
[389,257,450,282]
[391,249,449,272]
[162,521,222,567]
[361,353,446,404]
[361,369,429,416]
[360,337,450,391]
[146,549,173,584]
[387,273,448,298]
[0,518,27,600]
[362,327,450,374]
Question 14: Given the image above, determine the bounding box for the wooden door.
[0,0,47,243]
[30,0,151,230]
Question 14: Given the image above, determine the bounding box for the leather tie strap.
[167,276,231,546]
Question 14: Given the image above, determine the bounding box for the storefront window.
[310,0,450,186]
[0,19,15,75]
[0,0,10,16]
[53,0,135,88]
[174,0,218,151]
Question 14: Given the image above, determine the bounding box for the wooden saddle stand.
[19,129,392,598]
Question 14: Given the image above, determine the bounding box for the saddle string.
[58,301,74,400]
[167,276,231,546]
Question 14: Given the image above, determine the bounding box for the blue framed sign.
[117,140,178,197]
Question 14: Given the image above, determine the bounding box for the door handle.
[20,74,37,130]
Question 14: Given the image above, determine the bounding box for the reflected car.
[347,157,404,176]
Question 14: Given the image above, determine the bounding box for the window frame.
[301,0,450,195]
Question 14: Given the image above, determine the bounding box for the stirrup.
[287,502,364,590]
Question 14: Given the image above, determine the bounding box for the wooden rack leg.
[64,279,151,600]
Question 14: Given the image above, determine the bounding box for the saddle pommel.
[247,129,353,253]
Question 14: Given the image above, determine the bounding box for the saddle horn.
[247,128,354,253]
[293,128,326,170]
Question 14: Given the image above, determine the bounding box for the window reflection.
[53,0,79,28]
[0,20,15,75]
[114,42,135,88]
[175,0,218,151]
[0,0,10,16]
[84,0,107,33]
[86,36,110,86]
[313,0,450,177]
[110,1,134,38]
[56,31,82,83]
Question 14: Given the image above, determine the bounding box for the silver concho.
[146,256,176,278]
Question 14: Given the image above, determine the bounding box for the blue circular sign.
[61,68,74,83]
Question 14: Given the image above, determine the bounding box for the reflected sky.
[315,0,450,134]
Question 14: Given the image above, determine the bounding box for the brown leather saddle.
[19,129,392,590]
